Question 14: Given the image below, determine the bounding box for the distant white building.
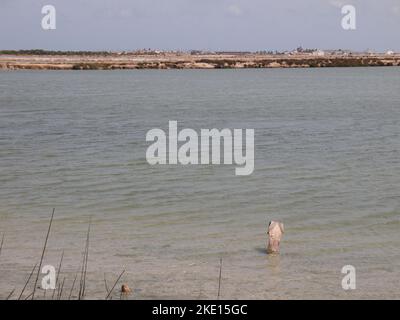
[312,49,325,56]
[386,50,394,55]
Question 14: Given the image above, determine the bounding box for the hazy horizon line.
[1,47,398,53]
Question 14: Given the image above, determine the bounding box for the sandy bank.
[1,53,399,70]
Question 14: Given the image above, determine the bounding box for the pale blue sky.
[1,0,399,51]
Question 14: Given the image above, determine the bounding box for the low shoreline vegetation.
[0,50,399,69]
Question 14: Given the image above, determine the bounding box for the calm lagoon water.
[0,68,399,299]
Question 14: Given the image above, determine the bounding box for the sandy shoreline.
[1,52,400,70]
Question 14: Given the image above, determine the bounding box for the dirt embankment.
[1,53,399,70]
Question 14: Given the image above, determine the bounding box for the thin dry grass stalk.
[0,233,4,259]
[104,273,109,294]
[105,270,125,300]
[58,277,66,300]
[6,288,15,300]
[78,220,91,300]
[18,262,38,300]
[217,258,222,299]
[32,208,55,300]
[24,292,33,300]
[82,221,91,298]
[52,250,64,299]
[68,273,78,300]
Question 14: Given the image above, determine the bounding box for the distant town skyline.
[1,0,399,52]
